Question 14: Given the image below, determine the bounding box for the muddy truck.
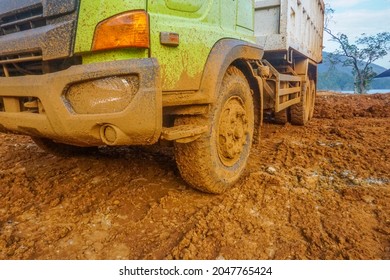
[0,0,324,193]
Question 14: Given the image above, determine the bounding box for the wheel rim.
[217,96,250,167]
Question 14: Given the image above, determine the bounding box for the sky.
[323,0,390,69]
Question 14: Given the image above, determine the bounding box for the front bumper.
[0,58,162,146]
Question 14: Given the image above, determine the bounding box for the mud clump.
[0,93,389,260]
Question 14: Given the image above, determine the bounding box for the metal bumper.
[0,58,162,146]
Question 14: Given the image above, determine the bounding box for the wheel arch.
[200,39,264,103]
[163,39,263,111]
[200,39,264,143]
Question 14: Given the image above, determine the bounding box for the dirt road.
[1,92,389,260]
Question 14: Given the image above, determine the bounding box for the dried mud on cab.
[0,92,389,260]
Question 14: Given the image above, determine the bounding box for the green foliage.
[318,52,390,91]
[324,7,390,93]
[318,69,353,91]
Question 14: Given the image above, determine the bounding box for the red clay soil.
[0,92,389,260]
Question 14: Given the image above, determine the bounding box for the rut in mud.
[0,92,389,260]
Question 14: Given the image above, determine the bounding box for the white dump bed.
[255,0,324,63]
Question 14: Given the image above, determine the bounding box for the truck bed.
[254,0,324,63]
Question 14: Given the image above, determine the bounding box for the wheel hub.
[217,96,249,167]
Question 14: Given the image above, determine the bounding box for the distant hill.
[318,52,390,91]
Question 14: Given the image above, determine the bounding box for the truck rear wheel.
[290,80,313,125]
[174,66,254,193]
[308,80,316,119]
[32,137,97,157]
[274,109,289,124]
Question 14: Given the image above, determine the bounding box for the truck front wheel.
[174,66,254,193]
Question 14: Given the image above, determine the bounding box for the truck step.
[161,125,208,143]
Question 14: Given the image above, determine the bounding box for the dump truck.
[0,0,324,193]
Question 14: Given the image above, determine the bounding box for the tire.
[290,80,312,125]
[32,137,97,157]
[174,66,254,193]
[308,80,316,119]
[273,109,289,124]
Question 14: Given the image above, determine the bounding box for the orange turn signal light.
[92,10,149,51]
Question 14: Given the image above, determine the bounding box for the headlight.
[64,75,139,114]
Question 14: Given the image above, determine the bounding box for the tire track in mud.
[168,111,390,259]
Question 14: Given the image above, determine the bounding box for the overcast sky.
[323,0,390,69]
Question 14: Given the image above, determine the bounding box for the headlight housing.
[92,10,150,51]
[64,75,139,114]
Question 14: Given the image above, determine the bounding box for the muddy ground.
[0,92,389,260]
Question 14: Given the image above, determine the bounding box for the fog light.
[65,75,139,114]
[103,125,117,143]
[100,124,130,146]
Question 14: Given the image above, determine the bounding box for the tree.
[324,6,390,93]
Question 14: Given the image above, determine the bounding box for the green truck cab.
[0,0,324,193]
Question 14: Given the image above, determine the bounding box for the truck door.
[237,0,254,31]
[147,0,214,92]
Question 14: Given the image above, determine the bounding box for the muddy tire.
[290,80,313,125]
[174,66,254,194]
[273,109,289,124]
[308,80,316,119]
[32,137,97,157]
